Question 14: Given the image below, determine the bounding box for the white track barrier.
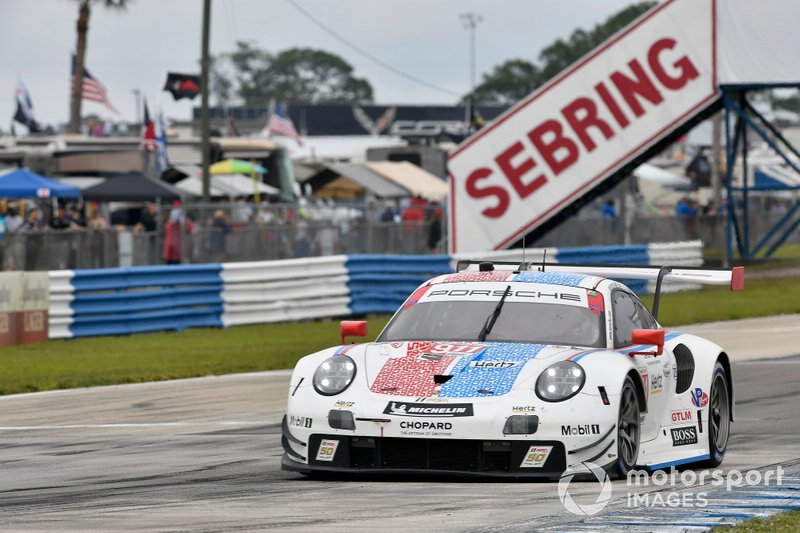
[220,256,350,327]
[48,270,75,339]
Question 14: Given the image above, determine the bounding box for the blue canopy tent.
[0,168,81,199]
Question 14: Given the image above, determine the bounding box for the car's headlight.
[313,355,356,396]
[535,361,585,402]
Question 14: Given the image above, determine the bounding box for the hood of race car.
[359,341,589,398]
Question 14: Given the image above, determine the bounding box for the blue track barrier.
[67,264,224,337]
[347,255,452,315]
[48,242,702,339]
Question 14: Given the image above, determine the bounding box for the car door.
[610,289,673,443]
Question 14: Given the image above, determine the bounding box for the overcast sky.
[1,0,638,128]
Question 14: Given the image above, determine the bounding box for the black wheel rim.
[618,385,640,466]
[710,373,730,452]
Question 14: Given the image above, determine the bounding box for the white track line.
[0,421,266,431]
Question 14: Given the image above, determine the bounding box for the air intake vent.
[673,343,695,394]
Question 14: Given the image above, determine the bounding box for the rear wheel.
[615,376,640,477]
[705,362,730,467]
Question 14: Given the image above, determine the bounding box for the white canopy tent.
[173,174,279,199]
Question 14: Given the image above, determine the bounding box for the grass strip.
[714,510,800,532]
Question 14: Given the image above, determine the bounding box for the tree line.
[209,2,654,108]
[66,0,655,128]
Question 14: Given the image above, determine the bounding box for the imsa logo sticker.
[670,426,698,447]
[316,439,339,461]
[520,445,552,468]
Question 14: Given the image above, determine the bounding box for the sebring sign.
[448,0,717,253]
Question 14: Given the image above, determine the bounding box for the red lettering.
[465,167,510,218]
[495,141,548,199]
[610,59,664,118]
[527,120,579,176]
[595,81,630,129]
[561,97,614,152]
[648,38,699,91]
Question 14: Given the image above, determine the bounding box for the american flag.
[71,54,118,114]
[266,102,303,146]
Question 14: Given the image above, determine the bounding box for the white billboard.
[717,0,800,86]
[448,0,717,253]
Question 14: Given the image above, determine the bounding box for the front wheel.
[614,375,640,477]
[704,361,731,467]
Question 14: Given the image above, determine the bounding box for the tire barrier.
[46,241,702,339]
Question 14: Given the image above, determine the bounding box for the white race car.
[282,261,744,478]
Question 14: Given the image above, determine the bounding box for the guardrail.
[48,240,703,339]
[220,256,350,327]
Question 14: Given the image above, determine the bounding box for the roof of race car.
[428,270,605,289]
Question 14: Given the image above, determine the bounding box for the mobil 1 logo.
[561,424,600,436]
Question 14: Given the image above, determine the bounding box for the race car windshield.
[379,300,606,347]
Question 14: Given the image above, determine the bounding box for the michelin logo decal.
[384,401,474,417]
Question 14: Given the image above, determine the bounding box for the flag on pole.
[141,99,156,151]
[266,102,303,146]
[155,109,170,172]
[12,80,40,133]
[71,53,118,114]
[163,72,201,101]
[464,97,485,136]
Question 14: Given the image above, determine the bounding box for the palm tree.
[69,0,128,134]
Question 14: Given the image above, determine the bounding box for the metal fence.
[5,207,798,271]
[135,219,438,265]
[2,230,119,271]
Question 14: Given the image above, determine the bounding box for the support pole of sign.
[739,92,750,258]
[711,110,723,222]
[723,94,735,266]
[200,0,212,203]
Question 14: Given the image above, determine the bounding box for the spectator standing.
[66,205,85,227]
[601,199,618,238]
[135,202,158,233]
[135,202,160,264]
[378,202,397,253]
[21,209,44,232]
[427,206,443,252]
[676,196,699,240]
[87,210,109,230]
[163,207,196,265]
[21,209,44,270]
[5,207,22,233]
[49,207,72,230]
[209,209,230,261]
[401,196,427,253]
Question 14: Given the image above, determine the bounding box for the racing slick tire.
[703,361,730,467]
[614,375,640,478]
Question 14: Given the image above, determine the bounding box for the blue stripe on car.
[511,272,588,285]
[645,454,710,470]
[573,332,684,362]
[438,343,546,398]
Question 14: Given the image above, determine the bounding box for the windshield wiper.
[478,285,511,342]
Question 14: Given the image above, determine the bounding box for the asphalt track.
[1,315,799,532]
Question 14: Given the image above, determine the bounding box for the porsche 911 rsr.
[282,262,743,478]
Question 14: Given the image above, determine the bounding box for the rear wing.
[454,260,744,319]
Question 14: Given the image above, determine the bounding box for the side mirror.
[340,320,368,345]
[628,328,665,356]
